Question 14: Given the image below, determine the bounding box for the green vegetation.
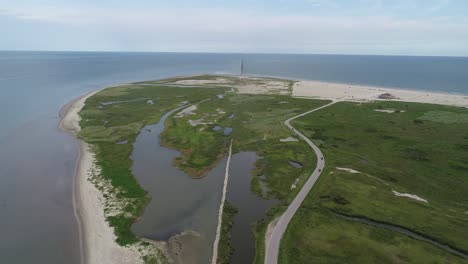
[143,251,169,264]
[158,76,329,262]
[217,201,238,264]
[77,75,468,263]
[253,206,285,264]
[161,93,327,200]
[417,110,468,124]
[78,75,320,262]
[281,209,466,264]
[280,101,468,263]
[79,82,226,246]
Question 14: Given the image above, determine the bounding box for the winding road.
[265,100,337,264]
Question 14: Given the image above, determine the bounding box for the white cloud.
[1,5,468,54]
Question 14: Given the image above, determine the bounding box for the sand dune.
[60,90,167,264]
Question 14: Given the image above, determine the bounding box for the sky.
[1,0,468,56]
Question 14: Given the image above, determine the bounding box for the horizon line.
[1,49,467,59]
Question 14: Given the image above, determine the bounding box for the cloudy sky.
[1,0,468,56]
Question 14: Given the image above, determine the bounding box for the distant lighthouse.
[240,58,244,75]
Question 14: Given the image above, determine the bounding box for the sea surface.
[0,51,467,263]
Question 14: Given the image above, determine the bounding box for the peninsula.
[61,75,468,264]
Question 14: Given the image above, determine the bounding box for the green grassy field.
[281,209,466,264]
[280,101,468,263]
[217,201,238,264]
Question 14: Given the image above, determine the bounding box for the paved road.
[265,101,337,264]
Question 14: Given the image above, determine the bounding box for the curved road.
[265,100,337,264]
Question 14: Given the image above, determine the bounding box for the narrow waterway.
[334,213,468,259]
[227,152,279,264]
[130,108,226,263]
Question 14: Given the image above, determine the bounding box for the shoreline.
[59,90,100,264]
[160,73,468,107]
[59,89,168,264]
[293,80,468,107]
[242,72,468,97]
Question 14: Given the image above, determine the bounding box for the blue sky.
[1,0,468,56]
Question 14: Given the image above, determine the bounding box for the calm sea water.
[0,51,467,263]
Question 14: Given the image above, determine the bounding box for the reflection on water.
[288,160,303,168]
[227,152,279,264]
[131,108,226,263]
[0,118,80,263]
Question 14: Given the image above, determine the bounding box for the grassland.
[78,82,226,247]
[281,209,466,264]
[279,101,468,263]
[217,201,238,264]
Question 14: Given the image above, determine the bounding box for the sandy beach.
[293,80,468,107]
[59,90,168,264]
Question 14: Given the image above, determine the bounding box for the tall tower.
[240,57,244,75]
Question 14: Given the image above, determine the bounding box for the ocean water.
[244,54,468,93]
[0,51,467,264]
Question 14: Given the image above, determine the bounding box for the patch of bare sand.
[293,81,468,107]
[280,136,299,142]
[172,78,231,86]
[175,105,197,118]
[392,190,428,203]
[169,76,291,95]
[168,231,204,264]
[374,109,406,113]
[336,167,361,174]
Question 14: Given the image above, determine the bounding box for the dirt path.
[211,140,233,264]
[265,101,337,264]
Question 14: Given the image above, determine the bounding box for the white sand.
[175,105,197,118]
[374,109,405,113]
[60,91,168,264]
[336,167,361,174]
[236,81,289,94]
[280,137,299,142]
[290,178,300,190]
[173,78,231,86]
[392,190,428,203]
[293,81,468,107]
[169,76,291,95]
